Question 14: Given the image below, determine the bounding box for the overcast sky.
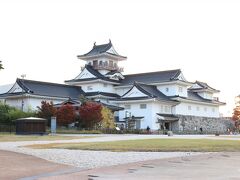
[0,0,239,116]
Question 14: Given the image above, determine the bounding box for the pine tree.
[0,61,3,70]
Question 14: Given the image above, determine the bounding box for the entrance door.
[165,122,170,130]
[136,121,141,129]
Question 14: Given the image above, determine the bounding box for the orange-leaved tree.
[56,104,76,126]
[232,105,240,129]
[79,102,102,129]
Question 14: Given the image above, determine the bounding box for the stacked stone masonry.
[171,115,235,134]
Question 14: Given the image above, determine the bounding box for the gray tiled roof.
[77,41,126,58]
[189,81,219,92]
[85,91,120,98]
[105,70,122,75]
[65,65,120,83]
[79,42,112,57]
[171,91,225,105]
[134,82,171,101]
[14,79,84,99]
[117,82,178,103]
[119,69,182,86]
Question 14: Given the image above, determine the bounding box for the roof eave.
[77,53,127,61]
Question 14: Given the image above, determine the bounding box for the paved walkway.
[0,134,207,169]
[32,152,240,180]
[1,134,240,179]
[0,150,70,180]
[2,150,240,180]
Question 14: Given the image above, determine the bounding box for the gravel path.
[0,135,212,169]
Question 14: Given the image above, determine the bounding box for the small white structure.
[0,40,225,131]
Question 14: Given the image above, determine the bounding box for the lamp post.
[21,74,26,111]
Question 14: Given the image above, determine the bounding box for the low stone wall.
[172,115,235,134]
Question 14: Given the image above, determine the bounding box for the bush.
[49,128,102,134]
[0,103,36,124]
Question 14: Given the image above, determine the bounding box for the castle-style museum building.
[0,41,232,132]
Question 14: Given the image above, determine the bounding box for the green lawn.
[0,134,93,142]
[28,138,240,152]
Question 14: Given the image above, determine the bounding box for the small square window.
[196,106,200,111]
[87,86,93,90]
[140,104,147,109]
[161,105,164,112]
[188,106,191,110]
[179,87,183,92]
[204,107,207,112]
[103,83,108,87]
[212,108,215,112]
[165,88,169,92]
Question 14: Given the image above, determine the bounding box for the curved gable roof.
[77,40,126,59]
[65,65,120,83]
[120,82,177,103]
[119,69,182,86]
[14,79,85,99]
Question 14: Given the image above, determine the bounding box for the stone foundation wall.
[172,115,235,134]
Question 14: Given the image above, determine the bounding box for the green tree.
[79,94,88,105]
[0,61,3,70]
[100,106,115,129]
[0,102,36,124]
[0,102,11,123]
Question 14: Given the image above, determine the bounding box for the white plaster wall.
[151,102,174,130]
[78,83,101,92]
[157,84,188,97]
[4,97,64,111]
[117,101,174,130]
[174,102,220,117]
[115,87,131,96]
[157,85,177,96]
[177,85,188,97]
[118,102,153,129]
[198,92,213,100]
[4,98,23,110]
[26,97,63,111]
[122,87,147,98]
[75,68,96,79]
[81,82,116,93]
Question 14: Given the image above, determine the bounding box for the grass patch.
[211,135,240,138]
[28,139,240,152]
[0,134,94,142]
[53,129,102,134]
